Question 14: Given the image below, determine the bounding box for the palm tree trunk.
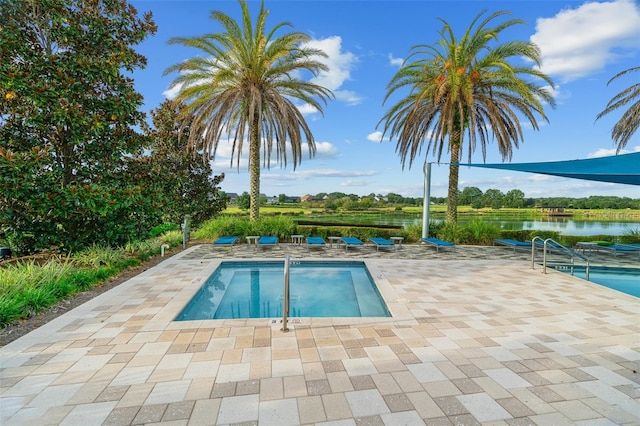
[249,115,261,221]
[446,141,461,224]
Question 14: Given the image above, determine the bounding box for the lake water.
[307,214,639,236]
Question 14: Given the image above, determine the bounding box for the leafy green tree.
[236,192,251,210]
[596,66,640,153]
[504,189,525,208]
[145,100,227,226]
[459,186,483,206]
[164,0,333,221]
[359,197,374,209]
[0,0,157,252]
[379,10,555,224]
[482,189,504,209]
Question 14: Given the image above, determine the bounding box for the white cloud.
[211,139,338,170]
[588,145,640,157]
[334,90,363,105]
[388,53,403,67]
[367,131,389,143]
[531,0,640,81]
[305,36,357,90]
[340,179,372,187]
[162,84,181,100]
[262,168,379,182]
[304,36,360,103]
[315,141,339,158]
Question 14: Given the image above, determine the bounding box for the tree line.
[266,189,640,210]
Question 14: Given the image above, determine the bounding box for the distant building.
[301,194,321,202]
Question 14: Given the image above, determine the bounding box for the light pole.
[422,162,431,239]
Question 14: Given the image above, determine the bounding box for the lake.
[305,214,639,236]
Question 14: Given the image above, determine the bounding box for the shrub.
[460,219,501,245]
[73,244,128,268]
[150,223,180,237]
[434,223,462,243]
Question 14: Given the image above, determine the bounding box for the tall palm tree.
[164,0,333,220]
[596,66,640,153]
[378,10,555,224]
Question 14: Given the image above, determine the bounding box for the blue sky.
[130,0,640,199]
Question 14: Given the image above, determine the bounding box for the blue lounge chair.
[421,237,455,253]
[601,244,640,258]
[212,236,238,247]
[257,236,279,250]
[494,238,532,252]
[369,237,396,252]
[341,237,364,251]
[306,236,326,251]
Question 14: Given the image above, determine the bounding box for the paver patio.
[1,244,638,425]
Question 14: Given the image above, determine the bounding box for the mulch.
[0,244,190,347]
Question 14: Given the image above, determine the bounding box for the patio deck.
[1,244,638,425]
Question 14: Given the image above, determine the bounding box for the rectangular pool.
[176,261,391,320]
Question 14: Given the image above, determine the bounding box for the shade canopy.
[456,152,640,186]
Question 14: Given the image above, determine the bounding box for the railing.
[539,237,590,281]
[531,236,544,269]
[281,255,291,332]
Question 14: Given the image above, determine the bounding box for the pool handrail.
[531,236,544,269]
[542,237,590,281]
[282,255,290,332]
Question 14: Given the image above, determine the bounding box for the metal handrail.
[281,255,290,332]
[531,236,544,269]
[542,237,590,281]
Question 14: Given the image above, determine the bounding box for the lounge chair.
[341,237,364,251]
[306,236,326,251]
[494,238,532,252]
[212,236,238,247]
[600,243,640,258]
[369,237,396,252]
[257,236,279,250]
[420,237,455,252]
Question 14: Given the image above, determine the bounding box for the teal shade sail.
[456,152,640,186]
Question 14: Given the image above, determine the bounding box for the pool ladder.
[531,236,590,281]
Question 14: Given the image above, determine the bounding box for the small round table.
[328,236,342,249]
[390,236,404,248]
[291,235,304,245]
[246,236,259,246]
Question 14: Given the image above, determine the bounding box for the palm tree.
[164,0,333,220]
[378,10,555,224]
[596,66,640,153]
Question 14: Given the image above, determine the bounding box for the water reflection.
[307,214,639,236]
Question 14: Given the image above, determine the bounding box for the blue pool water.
[554,266,640,297]
[176,261,391,320]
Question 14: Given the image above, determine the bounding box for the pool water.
[176,261,391,320]
[554,266,640,297]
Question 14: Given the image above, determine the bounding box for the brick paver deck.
[1,243,638,425]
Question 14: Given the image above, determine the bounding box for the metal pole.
[281,255,290,332]
[422,162,431,239]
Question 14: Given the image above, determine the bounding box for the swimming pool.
[553,266,640,297]
[176,260,391,320]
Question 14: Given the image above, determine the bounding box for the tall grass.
[193,216,298,240]
[620,225,640,244]
[460,219,501,245]
[0,234,181,328]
